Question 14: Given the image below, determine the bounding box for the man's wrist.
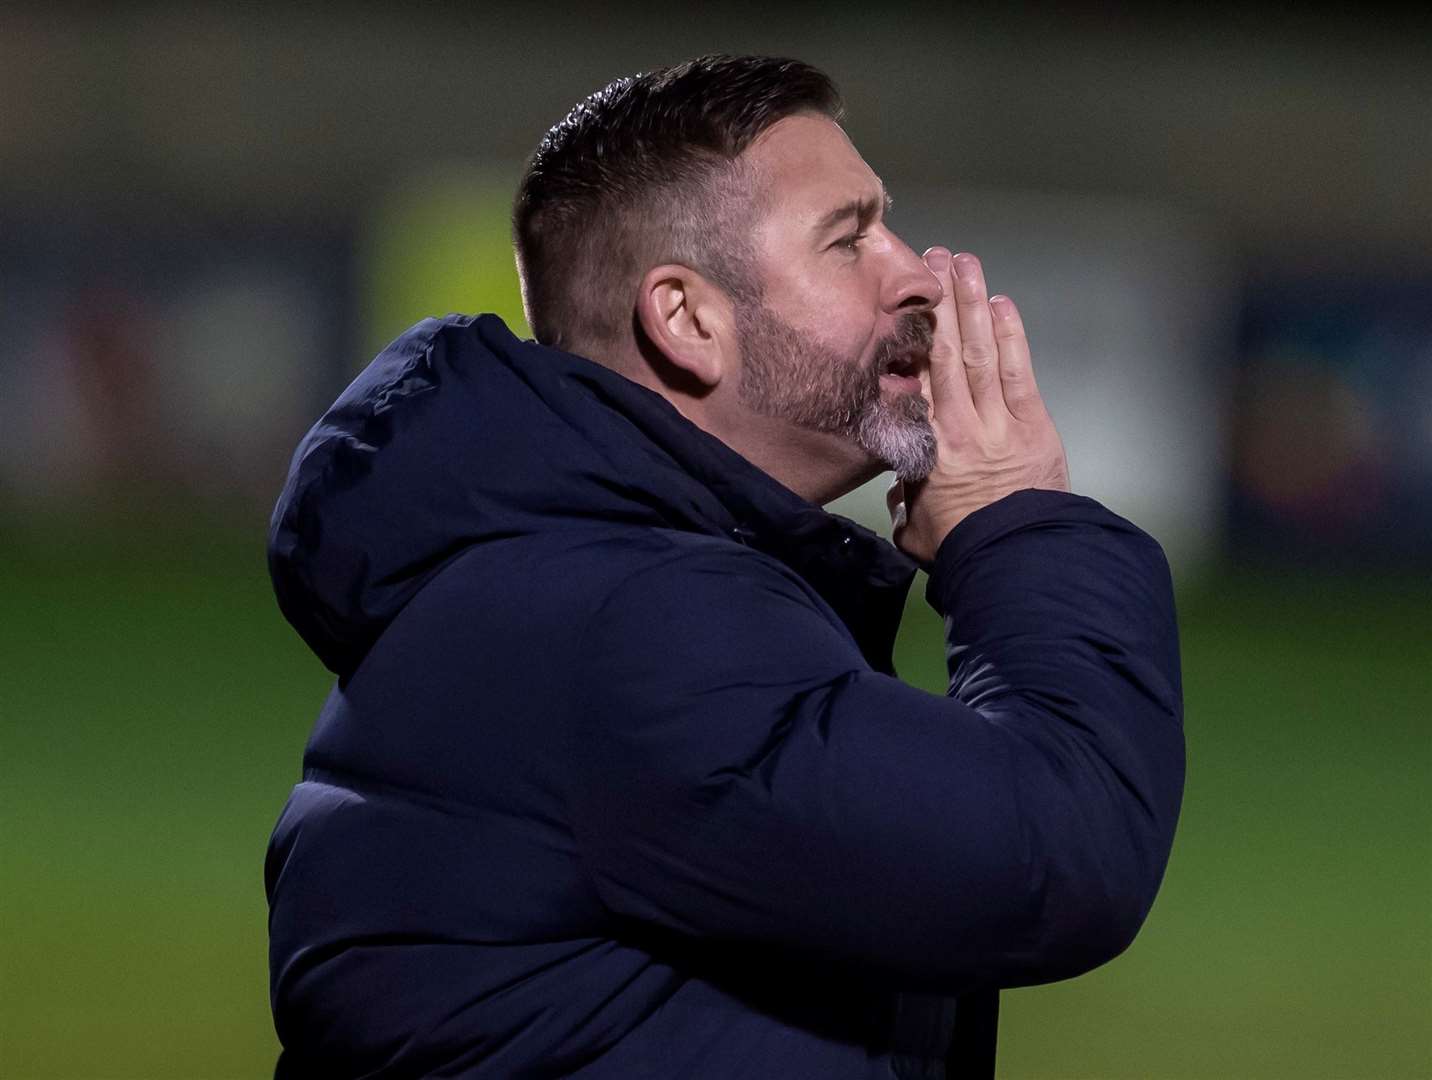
[924,488,1102,615]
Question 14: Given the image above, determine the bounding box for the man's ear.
[634,264,736,389]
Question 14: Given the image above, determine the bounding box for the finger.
[921,246,977,427]
[885,476,905,517]
[951,252,1006,424]
[886,477,908,532]
[989,294,1045,422]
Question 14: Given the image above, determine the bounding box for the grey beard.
[856,390,937,482]
[735,300,937,482]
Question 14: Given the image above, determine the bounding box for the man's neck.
[712,417,882,505]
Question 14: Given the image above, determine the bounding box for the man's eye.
[836,232,867,252]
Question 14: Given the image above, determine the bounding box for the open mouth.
[879,351,925,391]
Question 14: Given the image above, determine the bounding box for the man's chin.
[858,393,937,482]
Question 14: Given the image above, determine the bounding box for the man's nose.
[884,240,944,314]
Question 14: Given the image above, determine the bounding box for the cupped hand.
[889,249,1070,564]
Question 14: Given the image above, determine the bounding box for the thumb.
[886,477,907,532]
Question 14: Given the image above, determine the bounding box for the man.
[265,55,1184,1078]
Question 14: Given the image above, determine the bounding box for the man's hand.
[889,249,1070,563]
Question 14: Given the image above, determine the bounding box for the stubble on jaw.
[735,304,938,482]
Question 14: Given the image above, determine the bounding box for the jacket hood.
[268,314,916,676]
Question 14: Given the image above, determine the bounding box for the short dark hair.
[512,54,843,353]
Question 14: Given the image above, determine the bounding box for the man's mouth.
[878,350,926,393]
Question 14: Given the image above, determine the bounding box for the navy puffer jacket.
[265,314,1184,1078]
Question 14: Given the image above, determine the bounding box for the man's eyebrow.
[813,187,894,235]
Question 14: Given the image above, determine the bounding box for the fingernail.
[924,248,951,273]
[953,252,978,283]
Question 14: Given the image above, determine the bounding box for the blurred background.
[2,4,1428,1077]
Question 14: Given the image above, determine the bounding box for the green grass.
[1,526,326,1077]
[2,527,1428,1078]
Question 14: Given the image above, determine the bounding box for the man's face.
[731,114,941,481]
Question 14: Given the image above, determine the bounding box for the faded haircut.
[512,54,843,354]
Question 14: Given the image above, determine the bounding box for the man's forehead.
[744,114,885,215]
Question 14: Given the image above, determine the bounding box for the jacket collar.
[270,314,916,676]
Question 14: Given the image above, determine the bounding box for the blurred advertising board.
[1228,277,1432,565]
[0,212,356,515]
